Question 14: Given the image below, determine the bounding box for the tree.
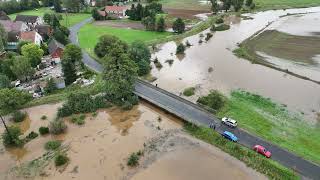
[42,0,54,7]
[102,43,138,106]
[232,0,244,12]
[0,88,32,114]
[197,90,226,110]
[0,23,7,47]
[62,56,77,86]
[2,126,23,147]
[0,39,4,53]
[30,0,40,8]
[221,0,232,12]
[62,44,83,69]
[92,8,102,20]
[172,18,185,34]
[176,43,186,54]
[210,0,219,13]
[129,41,151,76]
[142,15,156,31]
[17,41,31,54]
[0,74,11,89]
[43,13,61,28]
[156,16,166,32]
[44,78,57,94]
[53,27,70,45]
[94,35,128,58]
[53,0,62,13]
[63,0,81,13]
[245,0,253,6]
[21,44,44,67]
[10,56,35,81]
[0,58,16,80]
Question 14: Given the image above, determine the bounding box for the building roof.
[20,31,37,42]
[0,11,10,20]
[0,20,26,32]
[15,15,39,23]
[105,6,127,12]
[48,39,65,55]
[35,24,52,35]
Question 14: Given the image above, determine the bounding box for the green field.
[215,91,320,165]
[78,23,171,54]
[159,0,210,10]
[254,0,320,10]
[8,8,91,27]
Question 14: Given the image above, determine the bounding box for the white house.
[20,31,43,46]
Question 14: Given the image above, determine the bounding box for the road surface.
[69,18,320,180]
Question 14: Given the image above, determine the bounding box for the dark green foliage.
[57,93,111,117]
[205,33,213,41]
[172,18,185,34]
[142,15,156,31]
[156,16,166,32]
[126,2,162,21]
[127,153,140,167]
[2,126,23,147]
[183,87,195,96]
[71,114,86,125]
[55,154,69,166]
[43,13,62,28]
[184,124,298,180]
[0,23,7,47]
[232,0,244,11]
[0,58,16,80]
[176,43,186,54]
[11,111,27,123]
[45,140,61,150]
[39,126,50,135]
[215,24,230,31]
[41,115,47,120]
[53,27,70,45]
[49,119,67,135]
[210,24,216,31]
[0,88,32,114]
[17,41,30,55]
[92,8,103,20]
[0,74,11,89]
[197,90,226,111]
[129,41,151,76]
[53,0,63,12]
[245,0,253,6]
[94,35,128,58]
[44,78,57,94]
[25,131,38,142]
[215,18,224,24]
[62,57,77,86]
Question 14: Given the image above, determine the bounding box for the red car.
[253,145,272,158]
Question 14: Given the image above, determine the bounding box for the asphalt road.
[70,19,320,180]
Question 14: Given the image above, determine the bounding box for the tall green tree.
[94,35,128,58]
[0,23,7,47]
[10,56,35,81]
[142,15,156,31]
[221,0,232,12]
[129,41,151,76]
[53,0,62,13]
[210,0,219,13]
[92,8,102,20]
[0,58,16,80]
[21,44,44,67]
[156,16,166,32]
[62,44,83,68]
[0,74,11,89]
[63,0,81,12]
[232,0,244,11]
[0,88,32,115]
[172,18,185,34]
[102,43,138,106]
[62,56,77,86]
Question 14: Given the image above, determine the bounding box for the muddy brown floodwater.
[151,7,320,123]
[0,102,266,180]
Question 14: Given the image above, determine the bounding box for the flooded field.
[0,102,265,180]
[150,7,320,122]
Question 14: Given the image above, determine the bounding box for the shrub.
[122,101,133,110]
[176,43,186,54]
[215,17,224,24]
[183,87,196,96]
[41,115,47,120]
[45,140,61,150]
[197,90,227,111]
[39,126,49,135]
[127,153,140,167]
[49,119,67,135]
[26,131,38,140]
[215,24,230,31]
[205,33,213,41]
[11,111,27,122]
[55,154,69,166]
[2,126,24,147]
[92,111,98,117]
[71,114,86,125]
[210,24,216,31]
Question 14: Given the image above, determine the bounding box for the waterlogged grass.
[184,124,298,179]
[8,7,91,27]
[183,87,195,96]
[217,90,320,164]
[254,0,320,10]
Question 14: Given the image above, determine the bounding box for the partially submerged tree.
[129,41,151,76]
[172,18,185,34]
[0,88,32,115]
[10,56,35,81]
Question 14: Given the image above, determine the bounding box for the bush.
[11,111,27,122]
[215,18,224,24]
[39,126,49,135]
[183,87,196,96]
[25,131,38,142]
[41,115,47,120]
[2,126,23,147]
[71,114,86,125]
[215,24,230,31]
[55,154,69,166]
[210,24,216,31]
[176,43,186,54]
[197,90,227,111]
[127,153,140,167]
[49,119,67,135]
[45,140,61,150]
[205,33,213,41]
[122,101,133,110]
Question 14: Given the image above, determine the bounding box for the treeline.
[0,0,40,14]
[211,0,255,13]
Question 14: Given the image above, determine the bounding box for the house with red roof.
[20,31,43,46]
[104,6,128,19]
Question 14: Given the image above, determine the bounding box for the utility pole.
[0,114,12,140]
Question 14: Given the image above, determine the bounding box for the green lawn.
[254,0,320,10]
[8,7,91,27]
[159,0,210,10]
[78,23,171,54]
[216,91,320,165]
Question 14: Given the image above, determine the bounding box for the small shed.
[48,39,65,62]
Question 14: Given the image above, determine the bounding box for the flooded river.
[151,7,320,122]
[0,102,265,180]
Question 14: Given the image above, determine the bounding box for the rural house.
[15,15,44,29]
[35,24,52,40]
[0,20,28,32]
[0,11,10,20]
[20,31,43,46]
[48,39,65,62]
[104,6,128,18]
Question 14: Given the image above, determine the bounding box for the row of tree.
[0,0,40,14]
[211,0,255,13]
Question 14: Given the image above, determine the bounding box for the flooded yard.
[150,7,320,123]
[0,102,265,180]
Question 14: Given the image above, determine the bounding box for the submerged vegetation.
[183,87,196,96]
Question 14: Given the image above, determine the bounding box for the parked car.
[222,117,238,128]
[221,131,238,142]
[253,145,272,158]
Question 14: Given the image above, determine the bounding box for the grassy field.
[8,7,91,27]
[254,0,320,10]
[158,0,210,10]
[78,23,171,54]
[215,91,320,165]
[185,124,298,179]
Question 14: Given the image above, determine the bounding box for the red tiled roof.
[105,6,127,12]
[20,31,36,42]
